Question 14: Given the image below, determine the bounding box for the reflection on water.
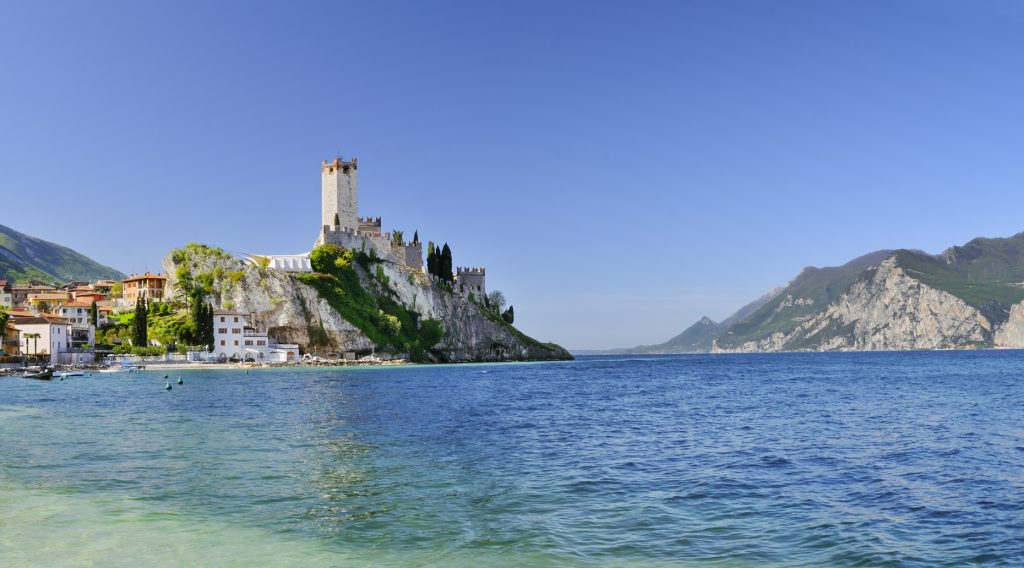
[1,352,1023,566]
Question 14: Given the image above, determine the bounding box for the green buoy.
[164,382,172,390]
[177,377,183,385]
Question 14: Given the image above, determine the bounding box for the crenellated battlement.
[456,267,486,275]
[321,157,357,174]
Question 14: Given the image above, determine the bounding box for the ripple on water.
[0,353,1023,566]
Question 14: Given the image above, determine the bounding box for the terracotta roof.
[61,301,93,308]
[28,293,70,301]
[123,273,167,282]
[213,308,242,315]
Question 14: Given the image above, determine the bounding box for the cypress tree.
[426,242,437,278]
[132,296,148,347]
[502,305,515,325]
[333,212,340,227]
[441,243,453,283]
[204,303,215,349]
[89,301,98,327]
[412,230,419,244]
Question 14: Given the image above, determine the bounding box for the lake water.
[1,352,1022,566]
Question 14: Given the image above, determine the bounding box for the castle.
[251,157,485,295]
[314,157,425,270]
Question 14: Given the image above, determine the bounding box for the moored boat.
[22,367,54,380]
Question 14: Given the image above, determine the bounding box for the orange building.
[122,273,168,304]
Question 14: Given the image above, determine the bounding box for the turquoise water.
[1,352,1023,566]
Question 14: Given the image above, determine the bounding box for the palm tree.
[24,332,41,360]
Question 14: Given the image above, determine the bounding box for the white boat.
[56,371,85,378]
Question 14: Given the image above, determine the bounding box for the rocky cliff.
[637,231,1024,354]
[713,256,994,352]
[163,244,571,362]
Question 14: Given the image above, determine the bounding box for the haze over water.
[2,353,1022,566]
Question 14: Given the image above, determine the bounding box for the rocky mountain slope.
[642,232,1024,353]
[164,243,572,362]
[0,224,125,284]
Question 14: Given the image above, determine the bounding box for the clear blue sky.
[4,1,1024,350]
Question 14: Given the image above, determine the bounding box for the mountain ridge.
[0,224,126,284]
[634,230,1024,353]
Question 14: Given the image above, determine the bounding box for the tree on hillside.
[202,303,214,350]
[440,243,453,283]
[501,305,514,325]
[392,230,404,245]
[426,242,437,278]
[487,290,506,313]
[132,296,148,347]
[0,309,8,331]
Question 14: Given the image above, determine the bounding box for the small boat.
[56,371,85,378]
[99,367,129,374]
[23,367,54,380]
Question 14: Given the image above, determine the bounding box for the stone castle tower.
[321,157,358,230]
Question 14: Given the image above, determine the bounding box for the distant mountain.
[614,286,781,355]
[639,231,1024,353]
[0,224,125,284]
[714,250,894,350]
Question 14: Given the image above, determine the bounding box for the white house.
[57,301,96,347]
[211,309,299,363]
[10,313,72,365]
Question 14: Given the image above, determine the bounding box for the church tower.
[321,157,358,230]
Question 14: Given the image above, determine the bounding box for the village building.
[3,321,20,356]
[210,309,299,362]
[93,280,117,295]
[27,291,71,310]
[57,301,97,347]
[122,273,167,305]
[10,281,57,307]
[10,313,72,365]
[0,279,12,308]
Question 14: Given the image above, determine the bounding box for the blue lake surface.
[1,352,1023,566]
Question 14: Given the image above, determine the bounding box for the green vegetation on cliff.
[716,250,893,349]
[296,244,444,361]
[0,224,125,284]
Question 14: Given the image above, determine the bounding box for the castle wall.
[317,226,402,264]
[401,242,423,270]
[456,267,486,297]
[321,158,358,231]
[358,216,382,236]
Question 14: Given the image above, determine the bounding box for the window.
[220,317,225,322]
[220,340,225,346]
[219,328,227,334]
[257,340,265,346]
[231,328,240,334]
[245,340,252,346]
[233,317,238,323]
[233,340,239,346]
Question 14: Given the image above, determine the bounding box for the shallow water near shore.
[1,352,1023,566]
